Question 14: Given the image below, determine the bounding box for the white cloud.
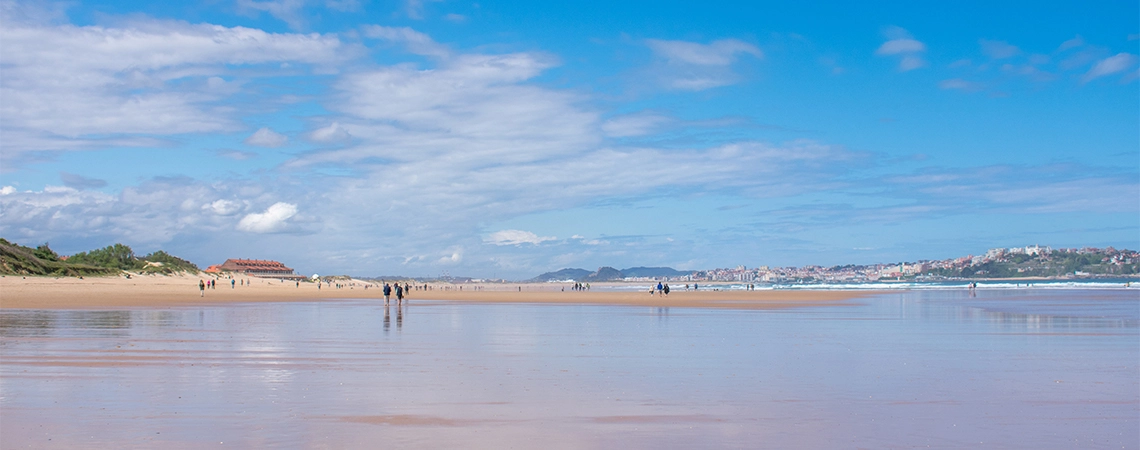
[0,15,350,164]
[308,122,352,143]
[216,149,258,160]
[362,25,450,58]
[644,38,762,90]
[438,249,463,263]
[245,127,289,147]
[404,0,441,19]
[875,27,926,71]
[646,39,762,66]
[0,186,16,195]
[236,0,308,30]
[204,199,243,216]
[898,55,926,71]
[237,202,298,233]
[601,114,672,137]
[1083,53,1139,82]
[485,230,557,246]
[1058,35,1085,51]
[876,39,926,55]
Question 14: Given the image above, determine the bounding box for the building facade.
[217,259,297,277]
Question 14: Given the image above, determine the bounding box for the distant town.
[1,238,1136,283]
[530,245,1139,284]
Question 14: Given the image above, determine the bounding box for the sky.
[1,0,1138,279]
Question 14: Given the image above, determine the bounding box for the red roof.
[219,259,294,273]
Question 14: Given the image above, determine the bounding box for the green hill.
[0,239,199,276]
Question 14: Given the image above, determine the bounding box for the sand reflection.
[1,291,1137,449]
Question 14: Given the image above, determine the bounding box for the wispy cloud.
[485,230,557,246]
[601,113,673,138]
[404,0,441,19]
[644,38,762,90]
[59,172,107,190]
[876,26,926,71]
[1083,53,1139,82]
[244,127,288,147]
[0,14,352,166]
[236,0,308,30]
[307,122,352,143]
[646,38,762,66]
[362,25,451,58]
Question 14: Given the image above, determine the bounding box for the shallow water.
[2,290,1137,449]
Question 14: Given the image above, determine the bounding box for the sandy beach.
[0,273,870,309]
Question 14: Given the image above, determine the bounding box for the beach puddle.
[1,291,1137,448]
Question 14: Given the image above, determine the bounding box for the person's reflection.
[396,303,404,331]
[384,304,391,333]
[656,307,669,320]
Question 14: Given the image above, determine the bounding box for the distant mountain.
[529,266,693,282]
[529,268,593,282]
[620,266,691,278]
[586,266,623,282]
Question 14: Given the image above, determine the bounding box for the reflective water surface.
[2,290,1137,449]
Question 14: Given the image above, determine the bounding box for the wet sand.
[0,274,870,309]
[1,289,1136,449]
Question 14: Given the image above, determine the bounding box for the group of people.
[196,277,259,296]
[382,282,407,304]
[570,282,590,291]
[654,281,671,296]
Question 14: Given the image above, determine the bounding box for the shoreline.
[0,274,875,310]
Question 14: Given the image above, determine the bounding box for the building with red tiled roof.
[218,259,296,277]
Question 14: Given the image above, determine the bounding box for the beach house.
[217,258,304,279]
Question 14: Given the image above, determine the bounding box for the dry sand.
[0,273,873,310]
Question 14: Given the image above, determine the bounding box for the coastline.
[0,274,873,310]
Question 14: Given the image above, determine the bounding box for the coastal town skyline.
[1,0,1137,279]
[8,237,1132,283]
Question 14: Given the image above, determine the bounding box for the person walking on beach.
[656,281,664,296]
[396,284,404,303]
[663,284,670,296]
[199,279,205,297]
[231,279,235,289]
[383,283,392,303]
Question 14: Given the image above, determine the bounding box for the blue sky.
[1,0,1137,278]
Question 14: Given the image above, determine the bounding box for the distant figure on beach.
[296,281,299,288]
[383,283,391,303]
[199,280,205,297]
[396,284,404,303]
[694,283,699,290]
[656,281,663,296]
[663,284,670,296]
[231,279,235,289]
